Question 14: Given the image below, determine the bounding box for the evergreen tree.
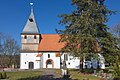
[58,0,118,69]
[113,56,120,79]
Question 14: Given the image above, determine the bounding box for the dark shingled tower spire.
[22,3,39,34]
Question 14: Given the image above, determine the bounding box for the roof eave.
[21,33,41,35]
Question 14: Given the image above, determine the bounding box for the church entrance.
[46,59,54,68]
[29,62,34,69]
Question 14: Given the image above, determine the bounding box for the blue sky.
[0,0,120,44]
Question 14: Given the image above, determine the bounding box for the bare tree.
[0,33,6,67]
[0,33,20,68]
[110,23,120,48]
[3,36,20,67]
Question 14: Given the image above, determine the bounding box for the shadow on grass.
[39,74,73,80]
[17,76,40,80]
[17,74,78,80]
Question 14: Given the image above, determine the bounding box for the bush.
[0,72,8,79]
[0,73,3,79]
[2,72,7,79]
[113,77,120,80]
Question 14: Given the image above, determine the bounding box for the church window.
[68,62,70,65]
[64,54,68,61]
[60,62,62,65]
[29,18,34,22]
[24,35,27,39]
[48,54,50,58]
[34,35,36,39]
[69,58,72,60]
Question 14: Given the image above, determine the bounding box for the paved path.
[38,69,72,80]
[38,69,63,80]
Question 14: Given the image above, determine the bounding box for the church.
[20,3,105,69]
[20,3,80,69]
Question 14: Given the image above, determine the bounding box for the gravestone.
[98,70,102,77]
[103,73,107,80]
[109,74,113,80]
[94,70,97,76]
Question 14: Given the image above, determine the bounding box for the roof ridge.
[41,34,60,35]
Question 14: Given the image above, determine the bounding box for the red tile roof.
[38,34,64,51]
[36,54,42,57]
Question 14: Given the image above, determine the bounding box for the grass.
[5,70,41,80]
[69,70,101,80]
[0,69,102,80]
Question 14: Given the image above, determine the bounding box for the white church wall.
[42,52,60,68]
[39,52,43,68]
[20,52,40,69]
[82,53,105,69]
[21,34,40,44]
[60,53,105,69]
[20,52,105,69]
[66,57,80,69]
[54,57,60,68]
[98,53,105,69]
[61,53,80,69]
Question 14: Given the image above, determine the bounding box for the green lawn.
[0,69,102,80]
[5,70,41,80]
[69,70,101,80]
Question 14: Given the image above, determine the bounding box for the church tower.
[21,3,41,52]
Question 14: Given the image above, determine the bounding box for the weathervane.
[30,2,33,13]
[30,0,33,5]
[30,2,33,6]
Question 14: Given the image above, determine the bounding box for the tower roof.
[22,3,39,34]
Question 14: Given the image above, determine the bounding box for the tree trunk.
[79,58,83,71]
